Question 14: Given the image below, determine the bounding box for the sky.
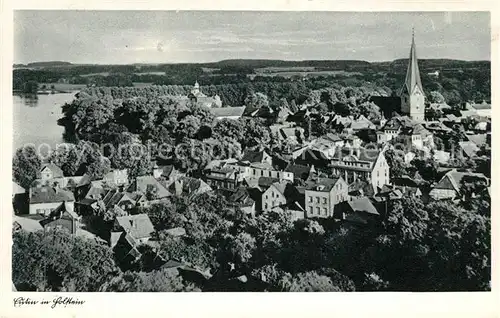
[14,11,490,64]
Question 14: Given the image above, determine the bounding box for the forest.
[13,58,490,105]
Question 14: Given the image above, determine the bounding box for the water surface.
[13,93,77,153]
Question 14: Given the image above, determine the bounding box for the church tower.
[399,30,425,122]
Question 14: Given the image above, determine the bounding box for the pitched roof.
[458,141,480,158]
[400,33,423,95]
[305,177,341,192]
[466,134,487,146]
[228,187,255,206]
[164,227,187,237]
[129,176,171,198]
[13,182,25,194]
[332,147,381,163]
[13,216,43,232]
[471,102,491,110]
[269,181,289,197]
[258,176,281,189]
[241,149,270,164]
[285,164,312,180]
[211,106,246,118]
[30,186,75,204]
[346,197,379,215]
[41,163,64,178]
[115,214,155,240]
[434,170,488,193]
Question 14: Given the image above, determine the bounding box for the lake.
[13,93,77,154]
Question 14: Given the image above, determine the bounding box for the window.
[377,171,379,177]
[265,195,268,199]
[309,207,313,213]
[323,198,327,204]
[265,203,268,209]
[261,170,264,176]
[316,207,320,214]
[316,197,320,203]
[323,208,327,215]
[253,169,256,175]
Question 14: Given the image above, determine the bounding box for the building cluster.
[12,33,491,277]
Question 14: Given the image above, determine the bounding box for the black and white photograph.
[10,10,492,293]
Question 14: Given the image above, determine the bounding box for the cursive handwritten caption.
[13,296,85,309]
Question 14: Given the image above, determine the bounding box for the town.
[12,32,491,292]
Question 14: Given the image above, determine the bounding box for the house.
[164,227,187,237]
[240,149,273,165]
[40,202,80,235]
[171,176,212,197]
[376,116,414,144]
[284,163,315,181]
[128,175,171,200]
[12,181,25,198]
[102,169,129,187]
[309,134,344,159]
[348,180,375,198]
[294,148,330,168]
[469,101,491,117]
[432,150,451,164]
[261,181,290,212]
[29,186,75,216]
[429,169,489,200]
[211,106,246,120]
[113,213,155,244]
[465,134,487,147]
[393,123,434,150]
[152,163,179,185]
[228,187,257,216]
[12,181,27,214]
[304,177,349,219]
[330,147,390,192]
[348,115,376,132]
[12,215,43,233]
[204,160,241,191]
[458,141,480,159]
[279,126,305,143]
[334,197,379,225]
[101,189,137,211]
[39,163,64,181]
[32,163,85,190]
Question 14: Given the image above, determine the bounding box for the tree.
[218,232,256,267]
[280,271,341,292]
[12,146,42,188]
[12,229,120,292]
[175,115,201,140]
[428,91,446,103]
[102,268,200,292]
[241,118,271,149]
[244,92,269,110]
[386,197,429,245]
[212,118,244,142]
[23,80,39,94]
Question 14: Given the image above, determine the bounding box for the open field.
[250,70,362,79]
[38,83,88,92]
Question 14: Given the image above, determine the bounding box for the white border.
[1,1,499,318]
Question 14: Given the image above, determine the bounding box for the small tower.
[191,81,200,96]
[399,29,425,122]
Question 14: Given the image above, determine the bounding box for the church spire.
[402,29,423,95]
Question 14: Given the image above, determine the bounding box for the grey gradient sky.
[14,11,490,64]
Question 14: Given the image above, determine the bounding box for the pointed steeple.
[402,29,423,95]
